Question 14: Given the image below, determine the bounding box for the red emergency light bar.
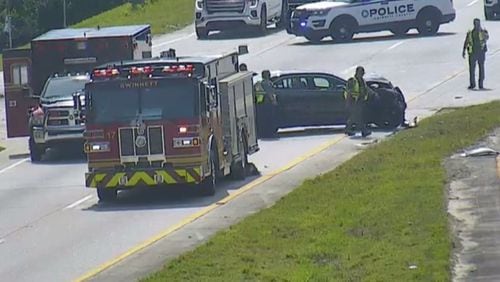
[93,68,120,78]
[92,64,196,79]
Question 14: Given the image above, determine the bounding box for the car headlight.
[247,0,259,9]
[84,142,111,153]
[312,8,330,16]
[31,116,44,126]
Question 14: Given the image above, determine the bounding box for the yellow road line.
[74,135,345,282]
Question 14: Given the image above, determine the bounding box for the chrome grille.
[119,126,165,157]
[205,0,245,13]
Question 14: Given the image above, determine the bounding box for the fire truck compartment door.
[3,49,38,138]
[219,72,258,158]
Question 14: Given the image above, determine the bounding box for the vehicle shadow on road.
[200,26,283,41]
[31,149,87,165]
[83,166,262,212]
[292,31,457,46]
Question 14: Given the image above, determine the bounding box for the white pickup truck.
[288,0,456,43]
[194,0,286,38]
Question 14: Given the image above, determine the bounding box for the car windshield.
[88,78,199,124]
[41,76,89,99]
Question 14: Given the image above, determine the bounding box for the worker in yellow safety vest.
[462,18,489,90]
[255,70,278,137]
[344,66,371,137]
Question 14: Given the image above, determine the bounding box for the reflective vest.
[255,91,265,104]
[344,77,368,102]
[466,29,488,54]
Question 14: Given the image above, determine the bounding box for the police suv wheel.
[330,17,356,42]
[29,137,44,162]
[305,35,323,44]
[417,10,440,36]
[390,26,410,37]
[196,27,209,39]
[97,188,118,202]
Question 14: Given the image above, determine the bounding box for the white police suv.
[288,0,456,43]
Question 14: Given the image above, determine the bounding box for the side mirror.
[238,45,249,55]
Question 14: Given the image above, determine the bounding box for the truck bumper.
[85,167,203,189]
[195,11,261,29]
[32,126,85,146]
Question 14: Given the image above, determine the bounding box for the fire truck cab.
[84,46,259,202]
[2,25,152,162]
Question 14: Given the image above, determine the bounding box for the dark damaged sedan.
[254,70,407,137]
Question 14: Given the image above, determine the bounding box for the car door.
[307,75,347,126]
[273,75,312,128]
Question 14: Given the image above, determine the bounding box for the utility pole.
[63,0,67,27]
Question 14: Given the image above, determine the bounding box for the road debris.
[460,147,499,157]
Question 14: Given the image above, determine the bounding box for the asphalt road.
[1,1,500,281]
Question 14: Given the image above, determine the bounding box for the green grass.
[73,0,195,35]
[143,101,500,282]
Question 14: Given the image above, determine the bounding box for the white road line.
[467,0,479,7]
[64,195,94,210]
[0,158,29,175]
[387,41,405,51]
[153,33,195,49]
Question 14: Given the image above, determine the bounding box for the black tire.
[200,150,217,196]
[485,8,494,21]
[390,26,410,37]
[195,27,209,39]
[330,16,356,42]
[259,6,268,34]
[417,9,440,36]
[97,188,118,202]
[231,136,248,180]
[375,103,405,129]
[29,136,44,162]
[276,0,289,29]
[305,34,324,44]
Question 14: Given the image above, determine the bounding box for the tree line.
[0,0,136,50]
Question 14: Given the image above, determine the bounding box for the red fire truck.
[84,47,259,201]
[2,25,152,161]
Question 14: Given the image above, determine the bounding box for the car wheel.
[330,16,356,42]
[417,9,440,36]
[231,136,248,180]
[276,0,289,28]
[29,136,45,162]
[97,188,118,202]
[305,34,324,44]
[390,26,410,37]
[200,150,217,196]
[195,27,209,39]
[485,8,494,21]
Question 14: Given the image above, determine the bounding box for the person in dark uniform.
[463,18,489,90]
[344,66,371,137]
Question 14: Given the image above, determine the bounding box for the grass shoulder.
[73,0,195,35]
[143,101,500,281]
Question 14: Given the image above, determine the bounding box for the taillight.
[178,124,200,134]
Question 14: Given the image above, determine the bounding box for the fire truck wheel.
[231,137,248,180]
[29,137,45,162]
[97,188,118,202]
[200,151,217,196]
